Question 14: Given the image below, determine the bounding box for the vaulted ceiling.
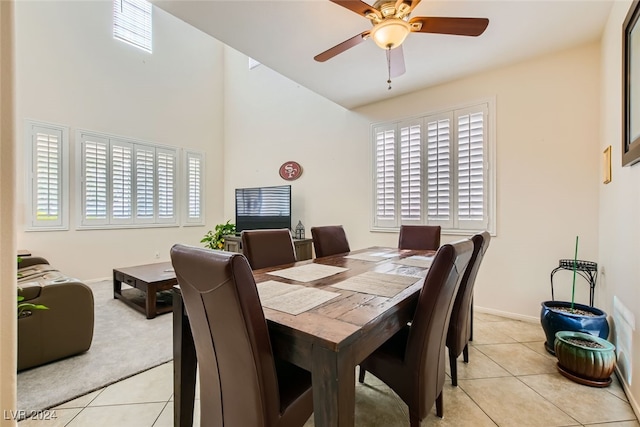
[152,0,613,109]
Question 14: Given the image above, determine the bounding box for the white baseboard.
[474,305,539,324]
[615,367,640,421]
[84,277,110,284]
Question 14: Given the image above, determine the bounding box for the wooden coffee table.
[113,262,177,319]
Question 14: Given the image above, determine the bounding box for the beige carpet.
[17,280,173,414]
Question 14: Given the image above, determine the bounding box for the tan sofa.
[17,257,94,371]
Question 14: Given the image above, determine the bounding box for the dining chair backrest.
[241,228,297,270]
[170,244,282,426]
[405,238,473,418]
[310,225,351,258]
[398,225,441,250]
[446,231,491,384]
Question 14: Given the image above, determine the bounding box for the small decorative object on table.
[294,220,305,239]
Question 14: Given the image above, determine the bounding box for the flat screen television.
[235,185,291,233]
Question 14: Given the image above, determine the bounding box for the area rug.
[17,280,173,412]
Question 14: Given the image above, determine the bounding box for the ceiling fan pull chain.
[387,47,392,90]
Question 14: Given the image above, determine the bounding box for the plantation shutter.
[113,0,152,53]
[399,122,422,222]
[81,134,109,225]
[157,148,176,223]
[373,125,397,227]
[185,151,205,225]
[457,106,488,229]
[135,146,155,222]
[426,114,452,228]
[31,126,63,227]
[110,141,133,224]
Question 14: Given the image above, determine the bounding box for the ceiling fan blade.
[330,0,381,19]
[314,31,370,62]
[388,46,406,78]
[409,17,489,36]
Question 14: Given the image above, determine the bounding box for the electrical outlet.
[155,251,160,259]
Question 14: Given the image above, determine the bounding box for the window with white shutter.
[113,0,152,53]
[25,120,69,230]
[184,150,205,225]
[77,130,180,228]
[371,100,495,234]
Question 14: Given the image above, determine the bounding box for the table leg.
[173,289,197,427]
[146,284,157,319]
[113,271,122,299]
[311,346,355,427]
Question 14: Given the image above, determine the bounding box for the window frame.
[113,0,153,53]
[370,98,496,235]
[76,129,180,230]
[183,150,205,226]
[24,119,69,231]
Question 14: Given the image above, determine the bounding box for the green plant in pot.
[201,220,236,250]
[540,237,609,354]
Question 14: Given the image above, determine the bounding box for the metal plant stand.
[550,259,598,307]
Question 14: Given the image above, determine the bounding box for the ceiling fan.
[314,0,489,89]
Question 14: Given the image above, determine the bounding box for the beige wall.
[600,0,640,413]
[1,0,17,424]
[224,43,601,320]
[14,1,226,280]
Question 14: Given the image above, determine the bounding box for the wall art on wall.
[603,145,612,184]
[279,161,302,181]
[623,0,640,166]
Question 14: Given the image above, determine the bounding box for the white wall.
[600,0,640,412]
[224,43,602,320]
[1,1,17,424]
[14,1,226,280]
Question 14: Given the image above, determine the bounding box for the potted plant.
[201,220,236,250]
[540,237,609,354]
[554,330,616,387]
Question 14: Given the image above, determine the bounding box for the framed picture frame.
[603,146,612,184]
[623,0,640,166]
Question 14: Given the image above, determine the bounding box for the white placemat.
[344,251,398,262]
[393,255,434,269]
[267,263,348,282]
[257,280,341,315]
[330,271,421,298]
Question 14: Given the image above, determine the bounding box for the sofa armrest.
[18,256,49,269]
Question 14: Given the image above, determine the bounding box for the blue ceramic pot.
[540,301,609,355]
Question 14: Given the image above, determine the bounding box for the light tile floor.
[19,313,640,427]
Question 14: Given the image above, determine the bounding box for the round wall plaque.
[279,161,302,181]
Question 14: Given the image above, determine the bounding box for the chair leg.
[358,366,366,383]
[435,392,443,418]
[463,343,469,363]
[409,412,420,427]
[449,348,458,387]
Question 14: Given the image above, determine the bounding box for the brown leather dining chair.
[310,225,351,258]
[241,228,297,270]
[398,225,441,250]
[358,239,473,427]
[170,244,313,427]
[447,231,491,386]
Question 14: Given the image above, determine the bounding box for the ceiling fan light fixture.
[371,18,411,49]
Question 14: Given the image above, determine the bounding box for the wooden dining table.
[173,246,436,427]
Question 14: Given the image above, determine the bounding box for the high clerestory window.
[113,0,152,53]
[372,100,496,234]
